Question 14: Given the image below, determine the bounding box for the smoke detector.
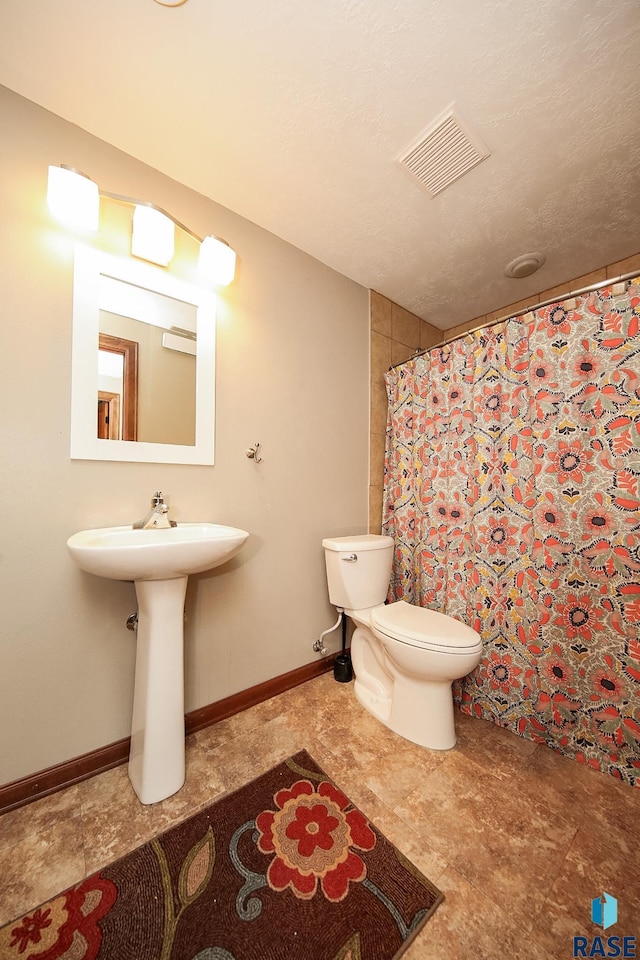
[396,105,490,197]
[504,253,546,279]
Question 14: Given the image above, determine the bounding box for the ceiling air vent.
[396,105,490,197]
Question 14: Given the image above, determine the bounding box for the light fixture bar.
[100,190,200,243]
[46,166,236,285]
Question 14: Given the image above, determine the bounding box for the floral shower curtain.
[382,281,640,787]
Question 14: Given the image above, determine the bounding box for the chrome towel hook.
[245,441,262,463]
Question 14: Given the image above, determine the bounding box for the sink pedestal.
[128,576,188,804]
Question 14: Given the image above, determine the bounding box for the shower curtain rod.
[388,268,640,371]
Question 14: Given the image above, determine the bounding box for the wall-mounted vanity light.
[46,164,236,285]
[131,204,175,266]
[198,235,237,286]
[47,165,100,231]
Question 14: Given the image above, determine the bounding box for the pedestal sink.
[67,523,249,804]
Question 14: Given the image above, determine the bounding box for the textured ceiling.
[1,0,639,329]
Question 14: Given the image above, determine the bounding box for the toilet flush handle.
[341,553,358,562]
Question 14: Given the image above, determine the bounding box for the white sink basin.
[67,522,249,581]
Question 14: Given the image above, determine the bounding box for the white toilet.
[323,534,483,750]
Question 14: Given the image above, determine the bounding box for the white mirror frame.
[70,244,216,465]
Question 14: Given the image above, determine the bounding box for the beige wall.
[0,86,370,786]
[369,253,640,533]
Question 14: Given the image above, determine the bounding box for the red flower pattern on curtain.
[382,282,640,787]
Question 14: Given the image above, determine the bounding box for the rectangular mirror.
[70,244,216,464]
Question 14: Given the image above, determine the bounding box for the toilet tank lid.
[371,600,482,650]
[323,534,394,552]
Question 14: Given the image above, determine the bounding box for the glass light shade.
[47,166,99,231]
[198,235,236,286]
[131,205,175,266]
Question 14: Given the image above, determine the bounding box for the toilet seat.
[371,600,482,654]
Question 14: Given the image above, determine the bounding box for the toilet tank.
[322,535,394,610]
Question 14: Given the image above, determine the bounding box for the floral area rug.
[0,751,444,960]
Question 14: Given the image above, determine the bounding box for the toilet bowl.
[323,535,482,750]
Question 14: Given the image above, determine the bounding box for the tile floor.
[1,671,638,959]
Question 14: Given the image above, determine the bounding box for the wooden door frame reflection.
[98,333,138,441]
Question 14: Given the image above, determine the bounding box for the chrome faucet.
[132,491,176,529]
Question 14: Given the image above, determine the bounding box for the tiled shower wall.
[368,251,640,533]
[369,294,441,530]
